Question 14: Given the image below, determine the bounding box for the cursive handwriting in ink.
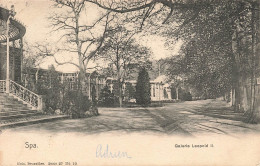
[96,144,132,159]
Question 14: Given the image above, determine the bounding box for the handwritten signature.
[96,144,132,159]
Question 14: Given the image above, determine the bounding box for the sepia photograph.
[0,0,260,165]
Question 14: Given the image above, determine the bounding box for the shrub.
[183,92,192,101]
[43,88,61,114]
[98,85,115,107]
[22,66,95,118]
[36,66,62,114]
[178,88,185,100]
[124,82,135,102]
[67,90,92,118]
[135,68,151,106]
[171,87,177,99]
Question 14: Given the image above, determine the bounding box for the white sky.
[1,0,182,72]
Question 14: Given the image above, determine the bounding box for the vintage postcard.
[0,0,260,165]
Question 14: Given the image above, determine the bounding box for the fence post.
[37,95,43,111]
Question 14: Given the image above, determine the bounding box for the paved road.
[4,99,260,137]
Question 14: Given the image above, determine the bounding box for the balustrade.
[0,80,42,110]
[0,80,6,92]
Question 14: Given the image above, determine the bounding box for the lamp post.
[6,5,16,93]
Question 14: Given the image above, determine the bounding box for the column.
[6,16,10,93]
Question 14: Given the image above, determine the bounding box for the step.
[0,107,34,113]
[0,96,23,101]
[0,100,23,104]
[0,110,37,116]
[0,98,33,110]
[0,112,42,120]
[0,107,18,112]
[1,102,28,106]
[1,104,29,109]
[0,115,69,130]
[0,95,19,99]
[0,107,32,112]
[0,97,21,101]
[0,103,27,108]
[0,99,21,103]
[0,92,36,119]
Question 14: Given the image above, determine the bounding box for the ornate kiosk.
[0,5,42,111]
[0,5,25,82]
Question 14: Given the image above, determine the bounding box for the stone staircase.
[0,92,69,130]
[0,93,41,120]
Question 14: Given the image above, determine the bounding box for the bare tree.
[22,41,49,91]
[87,0,260,122]
[98,23,151,107]
[48,0,114,92]
[84,0,215,26]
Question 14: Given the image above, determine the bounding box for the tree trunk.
[231,15,242,112]
[255,0,260,122]
[241,84,249,112]
[118,78,123,107]
[176,87,179,100]
[234,68,241,111]
[75,13,86,94]
[78,67,85,91]
[116,46,123,107]
[34,69,39,92]
[247,1,260,123]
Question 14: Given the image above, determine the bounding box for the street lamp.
[6,5,16,93]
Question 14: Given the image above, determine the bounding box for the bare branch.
[79,12,110,31]
[85,0,213,25]
[82,40,95,57]
[85,0,155,13]
[162,5,173,24]
[52,55,80,68]
[140,3,155,29]
[83,11,113,62]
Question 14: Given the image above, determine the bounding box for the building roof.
[26,67,106,78]
[0,6,26,43]
[153,75,168,83]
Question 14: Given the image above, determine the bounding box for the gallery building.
[22,68,107,101]
[107,75,173,102]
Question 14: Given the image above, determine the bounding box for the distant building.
[58,71,106,100]
[107,75,173,102]
[22,68,106,100]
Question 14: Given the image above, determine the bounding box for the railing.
[0,80,42,111]
[0,80,6,92]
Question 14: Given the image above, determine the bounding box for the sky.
[1,0,182,72]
